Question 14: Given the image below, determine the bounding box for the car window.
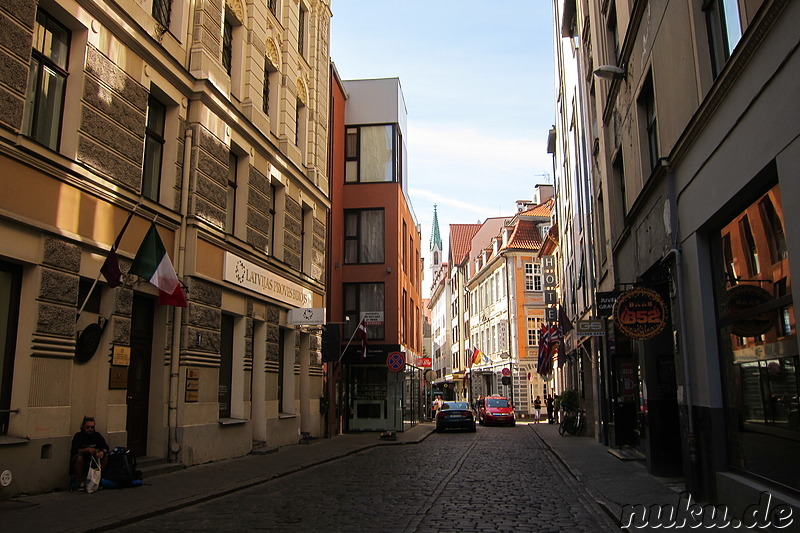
[443,402,469,410]
[487,398,510,408]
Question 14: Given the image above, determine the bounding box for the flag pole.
[338,317,363,362]
[76,203,140,321]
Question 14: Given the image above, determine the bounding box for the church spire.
[430,204,443,252]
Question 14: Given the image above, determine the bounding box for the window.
[527,317,541,347]
[142,94,166,201]
[714,181,797,491]
[269,182,277,255]
[525,262,542,291]
[301,204,312,274]
[344,283,385,340]
[222,19,233,75]
[759,196,787,263]
[612,151,627,219]
[345,125,398,183]
[226,152,238,233]
[297,4,307,56]
[606,3,620,65]
[638,75,659,173]
[24,9,70,150]
[219,314,234,418]
[295,99,307,152]
[741,215,760,276]
[344,209,384,264]
[268,0,278,17]
[262,58,272,116]
[152,0,172,28]
[705,0,742,78]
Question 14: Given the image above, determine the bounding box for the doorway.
[127,295,154,457]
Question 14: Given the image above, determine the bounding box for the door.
[0,262,21,435]
[127,295,154,457]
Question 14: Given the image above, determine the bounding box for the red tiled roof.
[449,223,481,265]
[505,219,542,250]
[519,196,555,217]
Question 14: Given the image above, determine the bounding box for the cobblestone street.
[112,425,617,532]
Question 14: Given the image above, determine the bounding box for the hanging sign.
[613,287,668,340]
[726,284,776,337]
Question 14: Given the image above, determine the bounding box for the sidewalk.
[0,425,436,533]
[530,421,687,531]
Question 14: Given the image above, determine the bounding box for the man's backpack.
[104,447,142,488]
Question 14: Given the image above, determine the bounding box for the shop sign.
[726,284,777,337]
[613,287,668,340]
[288,307,326,326]
[596,291,620,317]
[576,319,605,336]
[224,252,313,308]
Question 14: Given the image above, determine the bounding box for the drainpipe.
[662,160,697,466]
[169,126,194,461]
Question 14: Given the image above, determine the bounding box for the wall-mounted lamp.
[386,267,392,274]
[593,65,626,80]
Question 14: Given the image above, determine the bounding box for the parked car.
[478,395,515,427]
[436,401,477,432]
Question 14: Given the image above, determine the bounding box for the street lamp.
[593,65,626,80]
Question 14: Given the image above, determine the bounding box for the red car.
[478,395,515,427]
[436,401,477,432]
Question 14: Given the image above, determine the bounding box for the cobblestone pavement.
[112,425,618,532]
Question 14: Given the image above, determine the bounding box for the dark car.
[436,401,477,432]
[478,395,515,427]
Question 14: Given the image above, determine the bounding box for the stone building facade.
[0,0,331,497]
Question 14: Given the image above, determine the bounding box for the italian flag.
[130,224,187,307]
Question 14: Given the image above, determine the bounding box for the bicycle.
[558,408,586,436]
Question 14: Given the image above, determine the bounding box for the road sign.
[576,319,606,336]
[502,367,511,376]
[387,351,405,372]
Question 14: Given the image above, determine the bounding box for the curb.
[85,427,436,532]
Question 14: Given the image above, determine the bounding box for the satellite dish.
[75,323,102,363]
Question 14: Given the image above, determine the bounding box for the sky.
[329,1,556,294]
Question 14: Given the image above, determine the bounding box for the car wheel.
[469,423,477,432]
[436,424,443,432]
[510,421,516,427]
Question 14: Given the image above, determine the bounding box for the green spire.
[430,204,443,252]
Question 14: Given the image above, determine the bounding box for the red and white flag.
[355,318,368,358]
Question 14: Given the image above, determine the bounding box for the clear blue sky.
[330,1,556,293]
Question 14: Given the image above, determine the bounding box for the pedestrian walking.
[546,395,555,424]
[534,396,542,423]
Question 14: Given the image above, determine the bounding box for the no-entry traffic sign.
[387,351,405,372]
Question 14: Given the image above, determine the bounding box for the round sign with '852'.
[613,287,668,340]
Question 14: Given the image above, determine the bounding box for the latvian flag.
[130,224,187,307]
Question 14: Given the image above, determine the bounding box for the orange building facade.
[325,71,424,433]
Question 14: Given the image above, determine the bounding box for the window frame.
[343,283,385,341]
[344,124,399,184]
[344,208,385,265]
[23,8,71,151]
[142,94,167,201]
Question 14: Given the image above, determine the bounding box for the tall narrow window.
[705,0,742,78]
[638,75,659,172]
[219,314,234,419]
[268,182,277,255]
[345,128,358,182]
[142,95,166,201]
[759,196,787,263]
[741,216,760,276]
[222,19,233,75]
[0,262,21,435]
[612,151,627,217]
[152,0,172,29]
[262,58,271,116]
[226,152,238,233]
[24,9,70,150]
[298,5,307,56]
[606,3,620,65]
[268,0,278,17]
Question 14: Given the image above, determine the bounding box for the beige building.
[0,0,331,497]
[555,0,800,513]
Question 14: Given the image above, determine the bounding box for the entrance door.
[127,295,154,457]
[0,262,21,435]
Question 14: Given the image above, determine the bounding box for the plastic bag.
[85,456,101,494]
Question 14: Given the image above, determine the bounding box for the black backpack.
[105,448,142,487]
